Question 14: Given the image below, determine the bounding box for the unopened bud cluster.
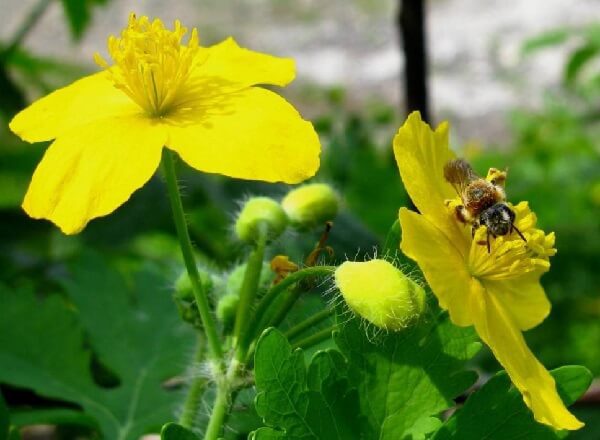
[234,183,339,243]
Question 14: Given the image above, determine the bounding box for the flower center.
[95,14,202,116]
[467,202,556,280]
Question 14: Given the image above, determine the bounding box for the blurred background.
[1,0,599,438]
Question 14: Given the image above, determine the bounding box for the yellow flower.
[393,112,582,430]
[9,14,320,234]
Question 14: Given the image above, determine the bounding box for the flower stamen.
[468,202,556,280]
[95,13,203,116]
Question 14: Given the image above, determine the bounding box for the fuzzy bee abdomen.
[465,181,497,213]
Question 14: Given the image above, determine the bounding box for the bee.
[443,158,526,252]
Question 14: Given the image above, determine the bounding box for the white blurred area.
[1,0,599,142]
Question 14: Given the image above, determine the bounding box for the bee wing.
[443,159,479,198]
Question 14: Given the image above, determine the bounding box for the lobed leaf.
[253,328,361,440]
[334,313,481,440]
[0,252,195,439]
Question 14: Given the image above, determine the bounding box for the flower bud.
[226,261,273,295]
[174,270,213,302]
[335,259,425,330]
[235,197,288,243]
[282,183,339,229]
[176,301,200,326]
[216,292,239,332]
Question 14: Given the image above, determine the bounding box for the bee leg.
[451,204,468,224]
[487,230,491,254]
[511,223,527,242]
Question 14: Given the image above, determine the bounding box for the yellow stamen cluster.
[95,14,201,116]
[468,202,556,280]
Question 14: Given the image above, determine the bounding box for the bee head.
[479,203,515,236]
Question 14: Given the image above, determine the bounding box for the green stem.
[178,337,206,429]
[244,266,335,363]
[250,266,335,336]
[2,0,53,59]
[162,150,223,361]
[232,230,267,362]
[284,308,334,342]
[382,219,401,257]
[266,287,302,330]
[203,384,229,440]
[293,326,336,350]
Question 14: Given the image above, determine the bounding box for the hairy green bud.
[216,292,240,332]
[282,183,339,229]
[235,197,288,243]
[174,269,213,302]
[226,261,273,295]
[335,259,425,330]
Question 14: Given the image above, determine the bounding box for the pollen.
[95,13,202,116]
[468,202,556,280]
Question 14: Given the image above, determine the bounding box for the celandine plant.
[4,13,591,440]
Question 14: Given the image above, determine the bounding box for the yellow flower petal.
[9,72,138,143]
[393,111,467,248]
[164,87,320,183]
[23,115,166,234]
[399,208,473,326]
[483,276,551,331]
[193,37,295,96]
[470,279,583,431]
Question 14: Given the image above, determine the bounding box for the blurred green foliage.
[61,0,108,40]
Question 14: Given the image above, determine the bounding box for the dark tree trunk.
[398,0,430,123]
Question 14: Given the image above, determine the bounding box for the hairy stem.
[292,326,336,350]
[265,286,301,330]
[284,308,334,342]
[251,266,335,335]
[244,266,335,363]
[178,336,206,429]
[232,230,267,362]
[203,383,229,440]
[162,150,223,362]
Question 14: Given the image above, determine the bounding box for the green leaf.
[431,366,592,440]
[60,0,107,40]
[564,45,599,86]
[334,313,481,440]
[253,328,361,440]
[161,422,200,440]
[382,219,401,257]
[521,29,571,54]
[0,253,195,439]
